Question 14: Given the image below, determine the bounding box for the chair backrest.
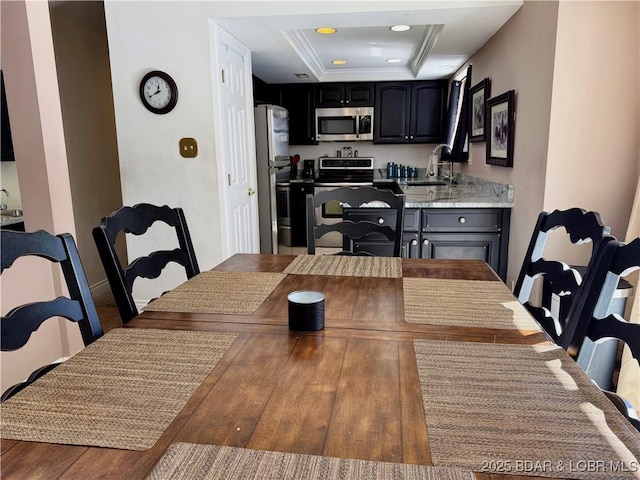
[1,230,104,401]
[306,186,405,257]
[513,208,613,343]
[561,238,640,431]
[92,203,200,324]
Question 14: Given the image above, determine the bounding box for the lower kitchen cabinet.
[420,232,500,264]
[418,208,510,280]
[340,205,510,279]
[343,208,399,257]
[402,232,420,258]
[0,221,25,232]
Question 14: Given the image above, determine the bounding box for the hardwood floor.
[93,290,122,333]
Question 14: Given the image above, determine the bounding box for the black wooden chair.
[1,230,104,402]
[561,238,640,431]
[92,203,200,324]
[306,186,405,257]
[513,208,613,344]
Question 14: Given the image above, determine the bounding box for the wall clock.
[139,70,178,114]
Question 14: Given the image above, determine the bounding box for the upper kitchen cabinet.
[279,83,317,145]
[316,83,374,108]
[374,80,447,144]
[252,75,280,106]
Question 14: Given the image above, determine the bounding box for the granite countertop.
[375,170,514,208]
[0,209,24,227]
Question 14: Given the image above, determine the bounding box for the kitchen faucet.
[0,188,9,211]
[426,143,452,180]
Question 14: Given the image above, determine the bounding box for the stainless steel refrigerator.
[254,104,290,254]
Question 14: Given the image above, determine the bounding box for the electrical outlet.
[179,137,198,158]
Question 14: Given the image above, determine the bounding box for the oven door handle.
[314,182,374,187]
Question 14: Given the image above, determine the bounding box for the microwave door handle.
[355,115,360,139]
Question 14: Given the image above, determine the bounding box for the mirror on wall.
[442,64,472,163]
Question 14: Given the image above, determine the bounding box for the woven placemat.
[147,443,476,480]
[403,278,540,330]
[144,271,286,314]
[414,339,640,479]
[283,255,402,278]
[1,328,237,450]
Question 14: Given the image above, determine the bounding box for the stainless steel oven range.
[313,156,375,247]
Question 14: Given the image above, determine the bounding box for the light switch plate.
[179,137,198,158]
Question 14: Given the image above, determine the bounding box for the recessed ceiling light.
[332,60,347,65]
[315,27,336,35]
[439,65,455,70]
[386,58,402,64]
[390,25,411,32]
[294,73,309,78]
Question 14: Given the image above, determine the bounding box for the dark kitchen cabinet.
[374,80,447,144]
[401,208,420,258]
[418,208,510,280]
[316,83,374,107]
[252,75,280,106]
[342,208,398,257]
[420,232,501,265]
[290,181,314,247]
[1,222,25,231]
[279,84,317,145]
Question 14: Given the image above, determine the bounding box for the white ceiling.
[212,2,523,84]
[49,1,523,84]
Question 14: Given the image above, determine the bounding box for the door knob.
[248,188,256,196]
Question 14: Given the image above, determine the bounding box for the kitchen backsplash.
[290,141,463,173]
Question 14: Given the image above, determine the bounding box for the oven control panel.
[319,157,374,170]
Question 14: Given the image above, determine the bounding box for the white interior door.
[210,24,259,256]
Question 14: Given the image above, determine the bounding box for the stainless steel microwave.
[315,107,374,141]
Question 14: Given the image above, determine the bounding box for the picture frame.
[486,90,515,167]
[469,78,490,143]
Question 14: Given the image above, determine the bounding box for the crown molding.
[409,24,444,76]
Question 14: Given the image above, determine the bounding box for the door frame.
[208,21,259,258]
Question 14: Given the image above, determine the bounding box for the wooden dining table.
[2,254,639,480]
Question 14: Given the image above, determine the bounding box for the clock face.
[139,71,178,114]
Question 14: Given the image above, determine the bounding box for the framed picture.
[486,90,515,167]
[469,78,490,143]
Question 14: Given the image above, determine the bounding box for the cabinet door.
[346,83,374,106]
[409,81,447,143]
[420,232,500,271]
[316,84,345,107]
[402,232,420,258]
[280,84,317,145]
[290,182,314,246]
[252,75,280,106]
[316,83,375,107]
[403,208,421,232]
[373,82,411,144]
[343,208,398,256]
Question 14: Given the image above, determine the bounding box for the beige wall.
[49,1,124,290]
[544,0,639,265]
[458,0,560,287]
[458,0,639,285]
[1,1,84,393]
